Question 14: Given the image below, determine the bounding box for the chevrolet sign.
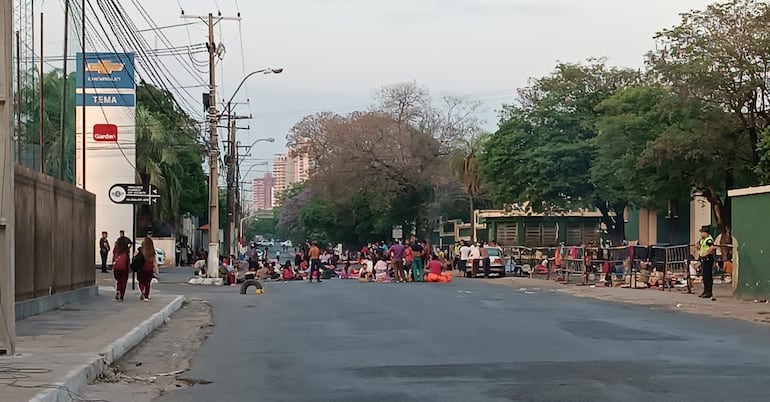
[85,60,125,75]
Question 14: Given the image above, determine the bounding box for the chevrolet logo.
[85,60,124,75]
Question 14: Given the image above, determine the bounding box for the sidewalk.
[0,287,185,402]
[481,277,770,325]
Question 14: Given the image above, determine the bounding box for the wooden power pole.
[180,11,240,277]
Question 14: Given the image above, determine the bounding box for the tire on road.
[240,279,263,295]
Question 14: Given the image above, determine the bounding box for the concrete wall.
[14,165,96,302]
[626,207,691,246]
[729,187,770,299]
[153,237,175,266]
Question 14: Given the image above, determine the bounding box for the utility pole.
[225,110,235,259]
[39,13,44,173]
[59,0,70,181]
[180,11,240,278]
[1,0,18,355]
[225,107,250,258]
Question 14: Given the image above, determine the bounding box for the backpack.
[131,251,145,273]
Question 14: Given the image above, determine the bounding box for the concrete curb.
[29,295,187,402]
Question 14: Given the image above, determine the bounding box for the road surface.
[156,278,770,402]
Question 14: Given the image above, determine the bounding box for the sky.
[35,0,718,184]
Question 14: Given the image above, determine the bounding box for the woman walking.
[112,236,131,301]
[137,237,159,301]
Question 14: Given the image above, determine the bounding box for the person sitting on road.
[427,253,443,276]
[282,261,303,281]
[374,257,390,283]
[358,259,373,282]
[336,261,351,279]
[256,265,271,280]
[268,262,281,280]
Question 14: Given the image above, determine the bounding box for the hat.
[699,226,710,233]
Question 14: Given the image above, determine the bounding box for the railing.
[502,242,733,292]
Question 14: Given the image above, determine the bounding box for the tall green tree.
[449,134,485,242]
[648,0,769,234]
[135,106,183,225]
[18,69,76,180]
[136,82,207,221]
[480,60,638,244]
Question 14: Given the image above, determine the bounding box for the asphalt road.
[155,278,770,402]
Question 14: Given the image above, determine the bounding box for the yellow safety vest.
[699,235,714,257]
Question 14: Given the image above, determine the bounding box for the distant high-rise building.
[272,154,289,206]
[272,140,312,207]
[251,173,274,210]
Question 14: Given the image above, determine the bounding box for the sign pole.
[131,203,136,290]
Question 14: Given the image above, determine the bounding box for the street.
[150,278,770,402]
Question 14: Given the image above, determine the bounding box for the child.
[358,259,373,282]
[374,257,389,283]
[336,261,351,279]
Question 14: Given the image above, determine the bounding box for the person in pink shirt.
[427,253,442,275]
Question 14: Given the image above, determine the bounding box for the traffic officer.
[698,226,716,298]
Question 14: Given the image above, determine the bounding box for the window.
[495,223,518,246]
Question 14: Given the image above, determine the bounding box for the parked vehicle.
[466,247,506,277]
[281,240,293,248]
[156,248,166,265]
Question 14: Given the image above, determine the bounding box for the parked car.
[281,240,293,248]
[466,247,506,277]
[156,248,166,265]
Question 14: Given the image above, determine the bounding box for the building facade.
[272,142,311,207]
[251,172,274,210]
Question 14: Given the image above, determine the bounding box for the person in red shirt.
[427,253,442,275]
[404,247,414,281]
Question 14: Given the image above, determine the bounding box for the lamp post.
[237,137,275,163]
[239,215,256,248]
[232,161,268,255]
[218,68,282,275]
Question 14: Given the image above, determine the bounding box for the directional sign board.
[108,183,160,205]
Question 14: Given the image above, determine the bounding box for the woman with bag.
[112,236,131,301]
[136,236,159,301]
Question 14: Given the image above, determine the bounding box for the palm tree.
[135,106,183,225]
[449,134,485,242]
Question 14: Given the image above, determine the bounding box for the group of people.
[450,240,500,278]
[210,237,503,285]
[352,240,454,283]
[99,230,160,302]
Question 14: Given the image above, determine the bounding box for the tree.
[135,106,183,225]
[244,215,279,241]
[480,60,638,244]
[449,134,486,242]
[136,82,207,220]
[593,85,688,211]
[279,82,484,245]
[18,69,76,180]
[648,0,769,235]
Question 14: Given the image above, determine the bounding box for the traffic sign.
[108,183,161,205]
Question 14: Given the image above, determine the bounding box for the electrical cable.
[78,0,206,146]
[97,0,204,118]
[70,0,206,173]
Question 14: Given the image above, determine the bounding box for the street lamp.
[239,215,257,248]
[222,68,283,117]
[237,137,275,162]
[217,68,282,275]
[240,161,269,182]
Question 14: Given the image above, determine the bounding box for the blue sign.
[76,52,136,90]
[76,93,136,107]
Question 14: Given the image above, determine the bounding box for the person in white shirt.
[459,242,471,277]
[469,243,481,277]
